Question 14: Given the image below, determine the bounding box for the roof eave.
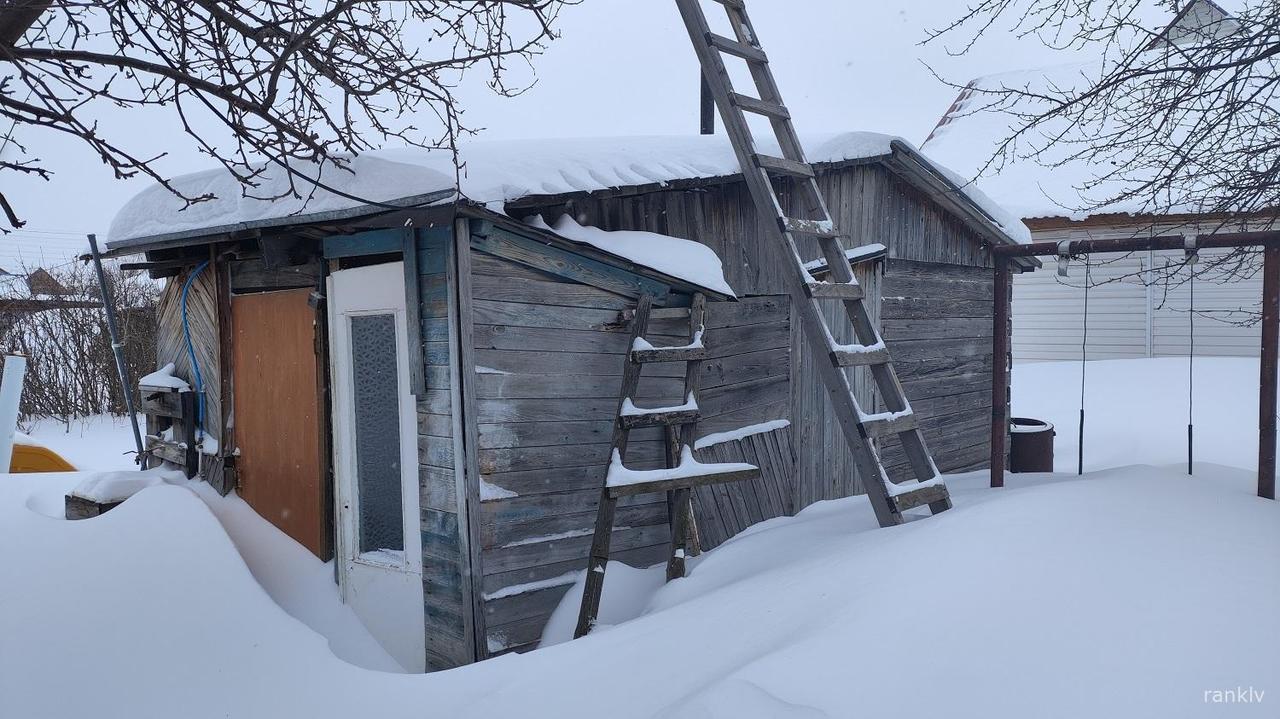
[102,188,458,257]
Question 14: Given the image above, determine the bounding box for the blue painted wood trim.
[323,228,404,258]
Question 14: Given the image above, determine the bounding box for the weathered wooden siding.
[512,162,995,504]
[465,235,793,656]
[881,259,995,475]
[413,226,477,671]
[155,266,220,471]
[690,425,796,548]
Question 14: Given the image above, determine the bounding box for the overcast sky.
[3,0,1166,261]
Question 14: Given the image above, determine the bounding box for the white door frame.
[328,261,425,672]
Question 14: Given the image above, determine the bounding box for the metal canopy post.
[1259,245,1279,500]
[88,233,146,468]
[991,255,1010,488]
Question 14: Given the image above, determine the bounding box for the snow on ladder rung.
[782,217,839,238]
[888,478,949,512]
[606,447,759,497]
[861,411,918,439]
[706,32,769,63]
[618,394,702,429]
[831,343,890,367]
[631,332,708,363]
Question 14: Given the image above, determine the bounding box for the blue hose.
[181,260,210,440]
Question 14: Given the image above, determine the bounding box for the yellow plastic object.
[10,443,76,473]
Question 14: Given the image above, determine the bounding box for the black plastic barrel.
[1009,417,1055,473]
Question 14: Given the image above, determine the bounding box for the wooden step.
[732,93,790,120]
[608,453,761,498]
[618,408,702,429]
[890,481,951,512]
[618,394,701,429]
[831,345,890,367]
[706,32,768,63]
[862,412,918,439]
[783,216,839,237]
[755,153,814,179]
[621,306,691,322]
[631,345,709,363]
[804,281,864,300]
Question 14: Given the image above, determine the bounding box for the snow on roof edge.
[107,132,1026,251]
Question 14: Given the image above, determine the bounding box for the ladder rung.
[622,306,690,322]
[618,407,702,430]
[608,465,760,498]
[706,32,768,63]
[783,217,839,237]
[755,154,814,179]
[805,281,864,300]
[831,346,890,367]
[632,345,709,363]
[732,93,790,120]
[891,482,950,512]
[862,413,918,439]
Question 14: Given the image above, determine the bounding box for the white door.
[328,261,425,672]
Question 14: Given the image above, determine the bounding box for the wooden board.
[880,259,996,476]
[231,288,327,558]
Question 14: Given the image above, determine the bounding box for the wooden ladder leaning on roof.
[673,0,953,527]
[575,293,760,639]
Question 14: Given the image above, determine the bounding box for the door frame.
[327,260,425,671]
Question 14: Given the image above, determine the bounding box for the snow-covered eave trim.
[459,203,736,301]
[884,141,1041,271]
[103,188,457,256]
[1023,208,1280,230]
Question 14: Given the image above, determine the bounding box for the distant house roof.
[922,0,1248,223]
[106,132,1031,254]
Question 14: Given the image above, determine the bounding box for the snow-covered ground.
[1,358,1276,718]
[1013,357,1260,472]
[22,414,142,471]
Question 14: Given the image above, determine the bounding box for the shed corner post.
[991,253,1010,489]
[1258,244,1279,500]
[449,214,489,660]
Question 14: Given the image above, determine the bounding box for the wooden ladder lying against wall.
[674,0,952,528]
[575,293,760,638]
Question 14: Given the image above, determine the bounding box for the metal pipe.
[0,354,26,471]
[992,231,1280,258]
[1259,245,1279,500]
[990,255,1009,488]
[88,233,146,468]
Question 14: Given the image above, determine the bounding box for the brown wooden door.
[232,288,328,558]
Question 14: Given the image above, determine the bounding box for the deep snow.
[2,359,1277,718]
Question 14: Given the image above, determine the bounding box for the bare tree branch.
[0,0,576,231]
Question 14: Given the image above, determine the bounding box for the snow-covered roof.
[107,132,1028,249]
[922,0,1248,223]
[525,215,736,297]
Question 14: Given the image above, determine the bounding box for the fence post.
[0,355,27,472]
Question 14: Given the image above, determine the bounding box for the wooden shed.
[105,132,1035,671]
